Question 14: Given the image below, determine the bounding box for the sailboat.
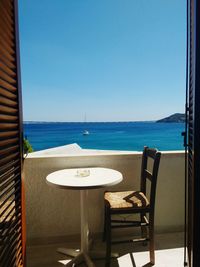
[82,114,90,136]
[83,130,89,136]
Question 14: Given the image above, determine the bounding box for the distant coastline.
[156,113,185,123]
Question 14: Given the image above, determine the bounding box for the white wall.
[24,151,184,245]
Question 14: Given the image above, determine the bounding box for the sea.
[23,122,185,152]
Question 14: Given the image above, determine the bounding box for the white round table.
[46,167,123,267]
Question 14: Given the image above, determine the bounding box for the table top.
[46,167,123,190]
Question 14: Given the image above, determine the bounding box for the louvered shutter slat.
[0,44,15,62]
[0,158,20,174]
[0,123,19,130]
[0,87,17,100]
[0,165,20,183]
[0,114,18,122]
[0,131,19,139]
[0,194,20,220]
[0,146,19,161]
[0,103,18,114]
[0,55,16,70]
[1,231,22,266]
[0,61,16,77]
[1,176,20,198]
[0,36,15,56]
[0,70,17,84]
[0,26,15,49]
[0,152,20,166]
[0,2,14,28]
[0,79,17,92]
[0,137,19,147]
[1,0,14,17]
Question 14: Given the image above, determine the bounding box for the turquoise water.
[23,122,185,152]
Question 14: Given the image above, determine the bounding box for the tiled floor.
[120,248,184,267]
[27,232,184,267]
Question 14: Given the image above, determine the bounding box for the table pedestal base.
[61,252,95,267]
[58,246,119,266]
[57,248,80,258]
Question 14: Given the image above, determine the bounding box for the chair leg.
[149,214,155,265]
[105,206,111,267]
[103,203,107,242]
[140,213,147,245]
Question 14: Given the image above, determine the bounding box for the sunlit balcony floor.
[27,232,184,267]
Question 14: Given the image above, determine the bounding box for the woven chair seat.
[104,190,149,209]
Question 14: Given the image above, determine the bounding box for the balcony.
[24,146,185,266]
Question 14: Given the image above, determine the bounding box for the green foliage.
[23,137,33,154]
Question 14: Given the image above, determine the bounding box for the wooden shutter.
[0,0,24,266]
[187,0,200,266]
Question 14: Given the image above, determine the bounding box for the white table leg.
[57,190,95,267]
[80,190,96,266]
[80,189,89,253]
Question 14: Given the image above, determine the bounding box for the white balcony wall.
[24,150,184,245]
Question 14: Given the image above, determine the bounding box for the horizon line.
[23,120,157,123]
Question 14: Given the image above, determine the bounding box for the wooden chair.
[103,146,161,267]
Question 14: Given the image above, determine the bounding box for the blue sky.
[19,0,186,122]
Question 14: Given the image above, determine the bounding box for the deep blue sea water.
[23,122,185,152]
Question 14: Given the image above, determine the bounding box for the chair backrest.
[140,146,161,210]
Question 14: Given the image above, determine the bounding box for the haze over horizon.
[19,0,186,122]
[23,112,185,123]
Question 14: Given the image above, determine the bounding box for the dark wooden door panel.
[0,0,24,266]
[187,0,200,266]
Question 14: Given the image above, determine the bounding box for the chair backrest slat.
[140,146,161,210]
[146,148,158,159]
[144,169,152,182]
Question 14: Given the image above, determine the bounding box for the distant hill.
[157,113,185,123]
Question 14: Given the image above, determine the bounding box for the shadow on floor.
[27,232,184,267]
